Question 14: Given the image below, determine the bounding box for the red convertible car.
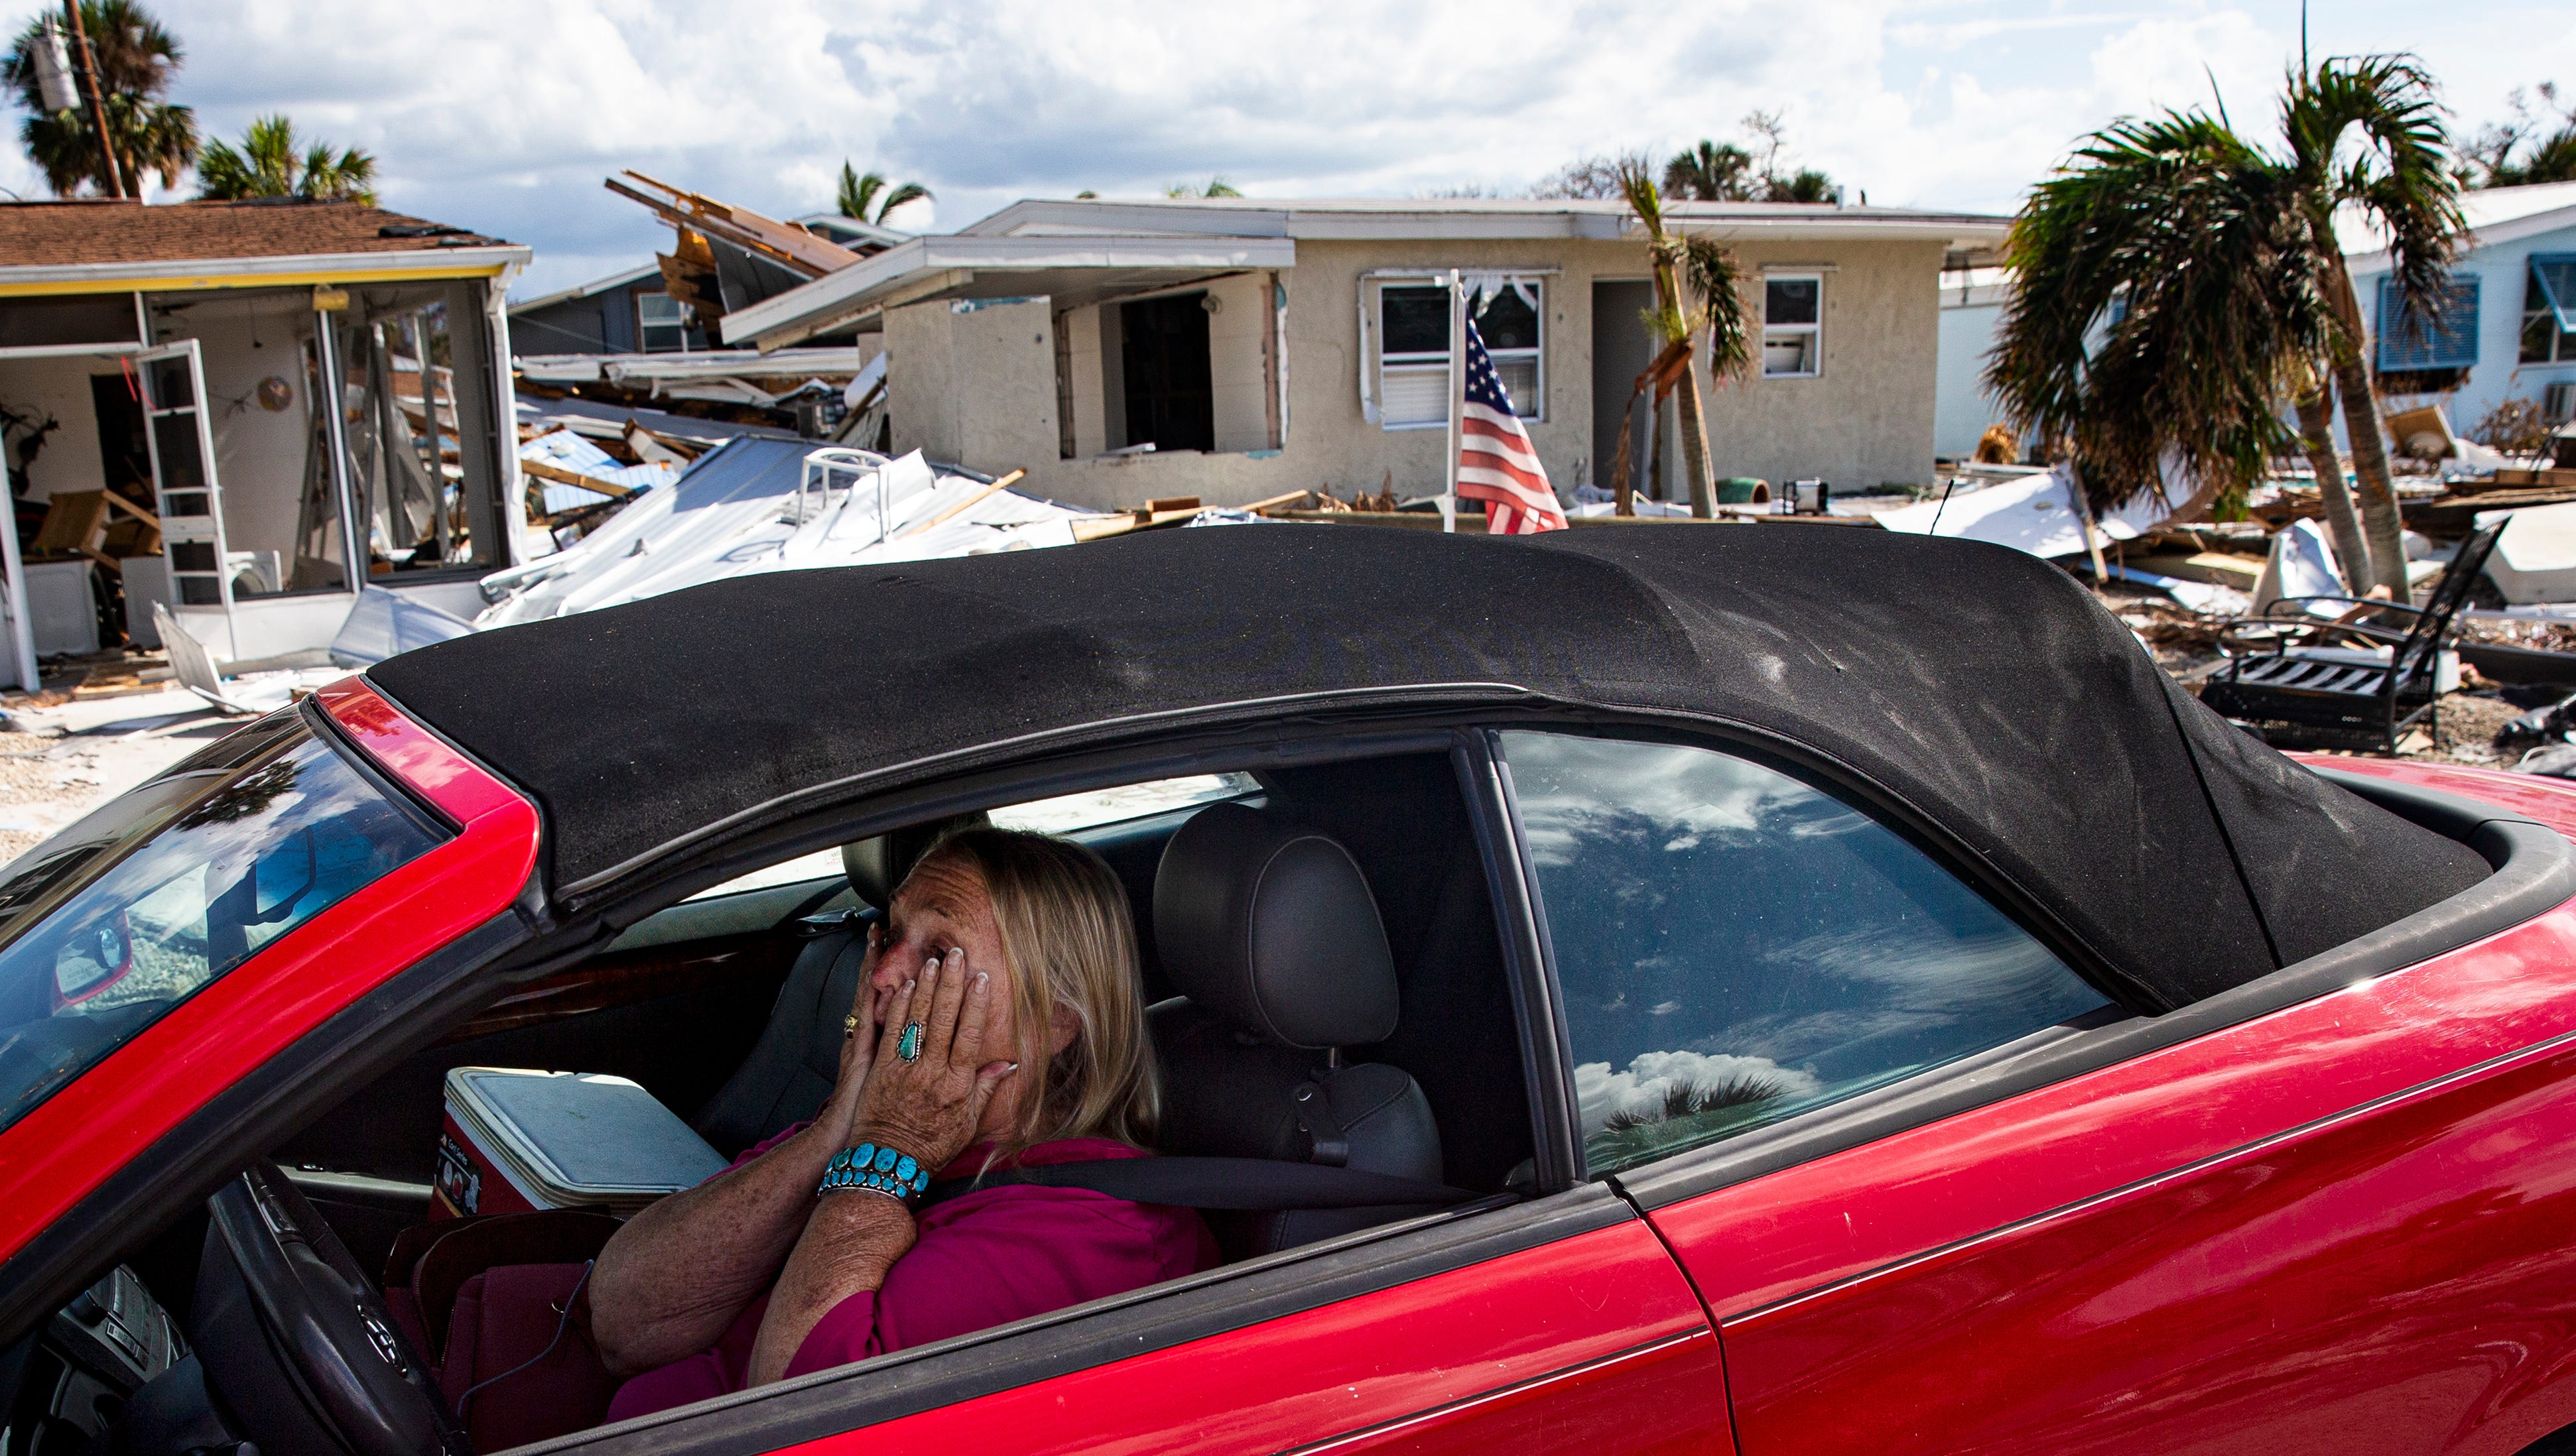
[0,524,2571,1456]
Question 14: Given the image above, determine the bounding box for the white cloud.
[1,0,2568,297]
[1575,1048,1825,1134]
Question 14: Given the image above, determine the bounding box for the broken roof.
[0,199,527,293]
[367,523,2484,1014]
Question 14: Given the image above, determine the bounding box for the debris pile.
[476,438,1080,627]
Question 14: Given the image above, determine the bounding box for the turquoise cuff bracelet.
[821,1141,931,1207]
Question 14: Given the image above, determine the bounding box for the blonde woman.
[592,829,1212,1414]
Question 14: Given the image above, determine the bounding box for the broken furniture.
[2200,522,2504,753]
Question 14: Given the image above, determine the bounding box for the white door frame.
[0,341,165,690]
[131,338,242,658]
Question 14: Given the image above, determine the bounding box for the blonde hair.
[909,827,1160,1158]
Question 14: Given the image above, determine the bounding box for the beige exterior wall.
[887,295,1059,471]
[1706,239,1946,491]
[889,234,1947,511]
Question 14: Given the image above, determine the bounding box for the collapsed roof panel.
[476,437,1080,627]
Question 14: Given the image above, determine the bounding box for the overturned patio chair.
[2199,522,2504,755]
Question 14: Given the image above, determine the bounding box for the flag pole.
[1441,269,1463,534]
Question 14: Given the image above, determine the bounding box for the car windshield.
[0,717,443,1136]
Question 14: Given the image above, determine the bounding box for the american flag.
[1456,313,1567,534]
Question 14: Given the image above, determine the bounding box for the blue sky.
[5,0,2571,298]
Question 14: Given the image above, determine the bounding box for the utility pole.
[62,1,125,200]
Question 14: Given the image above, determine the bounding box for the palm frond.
[1990,107,2330,513]
[838,164,885,221]
[1680,233,1754,385]
[2284,54,2463,326]
[876,180,931,218]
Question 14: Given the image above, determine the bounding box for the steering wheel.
[196,1163,460,1456]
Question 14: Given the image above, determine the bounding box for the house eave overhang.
[2343,202,2576,274]
[508,261,663,316]
[960,197,2012,248]
[0,244,534,300]
[724,235,1300,351]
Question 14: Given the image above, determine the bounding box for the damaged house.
[0,198,534,684]
[710,195,2010,511]
[508,175,895,437]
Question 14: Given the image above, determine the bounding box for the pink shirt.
[606,1130,1215,1421]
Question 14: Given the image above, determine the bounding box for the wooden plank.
[2122,550,2264,591]
[1246,490,1315,515]
[31,491,109,556]
[519,458,635,497]
[613,171,862,276]
[899,469,1028,539]
[96,487,159,530]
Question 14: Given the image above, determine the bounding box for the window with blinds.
[1374,281,1541,428]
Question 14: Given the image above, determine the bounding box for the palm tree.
[1663,141,1756,202]
[197,115,376,203]
[836,162,931,226]
[2286,57,2463,603]
[1987,56,2463,602]
[1612,160,1753,517]
[4,0,196,196]
[1165,175,1242,198]
[1766,167,1838,204]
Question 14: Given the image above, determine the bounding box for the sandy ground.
[0,686,254,870]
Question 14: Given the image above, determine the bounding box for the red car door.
[1618,762,2576,1455]
[812,1204,1728,1456]
[545,1188,1730,1456]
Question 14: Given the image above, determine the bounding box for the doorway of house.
[1591,280,1657,502]
[90,373,152,499]
[1121,292,1215,453]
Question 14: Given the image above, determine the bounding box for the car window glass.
[681,773,1262,902]
[0,727,442,1134]
[1498,731,2111,1178]
[988,773,1259,835]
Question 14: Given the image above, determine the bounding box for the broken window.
[1120,292,1216,454]
[326,284,507,579]
[2522,255,2576,365]
[1374,280,1542,428]
[637,292,692,354]
[1762,275,1822,378]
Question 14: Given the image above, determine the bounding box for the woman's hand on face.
[820,924,895,1146]
[848,945,1017,1175]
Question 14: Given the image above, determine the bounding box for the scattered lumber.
[608,171,860,279]
[2407,486,2576,534]
[901,470,1028,539]
[520,458,636,498]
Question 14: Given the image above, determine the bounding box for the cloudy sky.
[5,0,2571,297]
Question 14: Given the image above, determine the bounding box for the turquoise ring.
[897,1022,924,1061]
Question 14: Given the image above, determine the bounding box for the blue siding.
[2376,274,2481,370]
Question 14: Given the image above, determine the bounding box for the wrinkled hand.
[818,924,890,1146]
[846,945,1018,1178]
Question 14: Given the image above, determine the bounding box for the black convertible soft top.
[369,524,2487,1010]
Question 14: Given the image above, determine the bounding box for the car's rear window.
[0,719,444,1135]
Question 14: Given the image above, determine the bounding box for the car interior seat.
[1149,801,1445,1259]
[692,812,988,1155]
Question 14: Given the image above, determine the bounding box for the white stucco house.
[717,196,2010,513]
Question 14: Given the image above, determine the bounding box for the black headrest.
[842,811,991,911]
[1152,802,1398,1050]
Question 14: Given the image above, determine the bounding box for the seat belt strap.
[919,1156,1480,1212]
